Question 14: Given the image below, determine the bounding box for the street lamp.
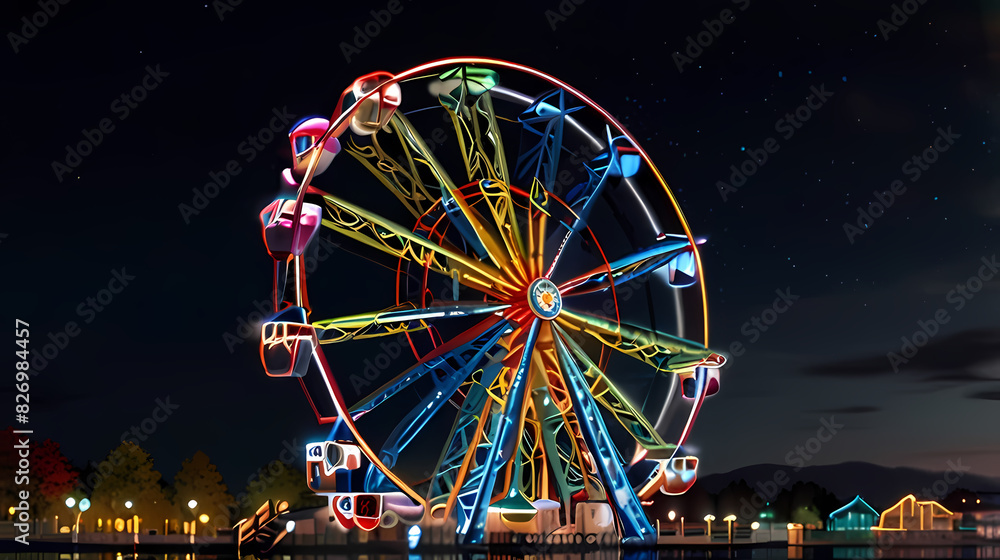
[723,514,737,543]
[704,514,716,538]
[187,499,199,544]
[65,497,90,543]
[124,500,133,509]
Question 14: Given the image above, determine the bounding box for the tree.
[32,439,79,518]
[0,429,80,520]
[716,479,757,523]
[791,504,823,529]
[238,461,323,519]
[89,442,174,531]
[172,451,236,534]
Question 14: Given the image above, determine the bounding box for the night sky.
[3,0,998,495]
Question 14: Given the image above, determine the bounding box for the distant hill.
[698,461,1000,510]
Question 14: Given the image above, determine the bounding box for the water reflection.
[5,548,1000,560]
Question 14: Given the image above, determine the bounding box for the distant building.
[828,495,878,531]
[874,494,957,531]
[943,491,1000,540]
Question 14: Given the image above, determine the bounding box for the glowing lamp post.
[188,500,199,544]
[704,514,716,538]
[66,497,90,543]
[723,514,737,543]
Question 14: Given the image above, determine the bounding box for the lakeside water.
[3,547,1000,560]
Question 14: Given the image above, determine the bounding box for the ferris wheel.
[256,57,725,546]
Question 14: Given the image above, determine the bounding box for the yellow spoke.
[556,308,716,373]
[320,193,515,296]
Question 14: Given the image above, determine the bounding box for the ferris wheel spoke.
[552,333,656,544]
[532,337,604,509]
[454,318,541,544]
[543,130,641,279]
[468,179,529,280]
[556,308,717,373]
[424,343,508,507]
[432,320,537,522]
[349,315,512,419]
[385,105,522,281]
[514,88,582,192]
[434,70,528,271]
[435,67,509,184]
[312,302,423,344]
[525,194,549,279]
[313,302,511,344]
[361,316,514,493]
[532,387,580,513]
[320,193,516,296]
[340,121,437,219]
[552,324,675,457]
[558,236,697,297]
[440,186,526,285]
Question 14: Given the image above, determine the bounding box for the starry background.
[2,0,998,493]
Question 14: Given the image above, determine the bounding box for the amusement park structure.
[247,57,726,550]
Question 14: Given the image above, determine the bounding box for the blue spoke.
[553,330,656,545]
[457,318,541,544]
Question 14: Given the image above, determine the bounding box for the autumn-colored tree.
[0,429,80,520]
[89,441,175,531]
[172,451,235,534]
[32,439,80,518]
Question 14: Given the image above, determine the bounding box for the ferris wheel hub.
[527,278,562,320]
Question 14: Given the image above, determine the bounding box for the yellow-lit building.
[873,494,958,531]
